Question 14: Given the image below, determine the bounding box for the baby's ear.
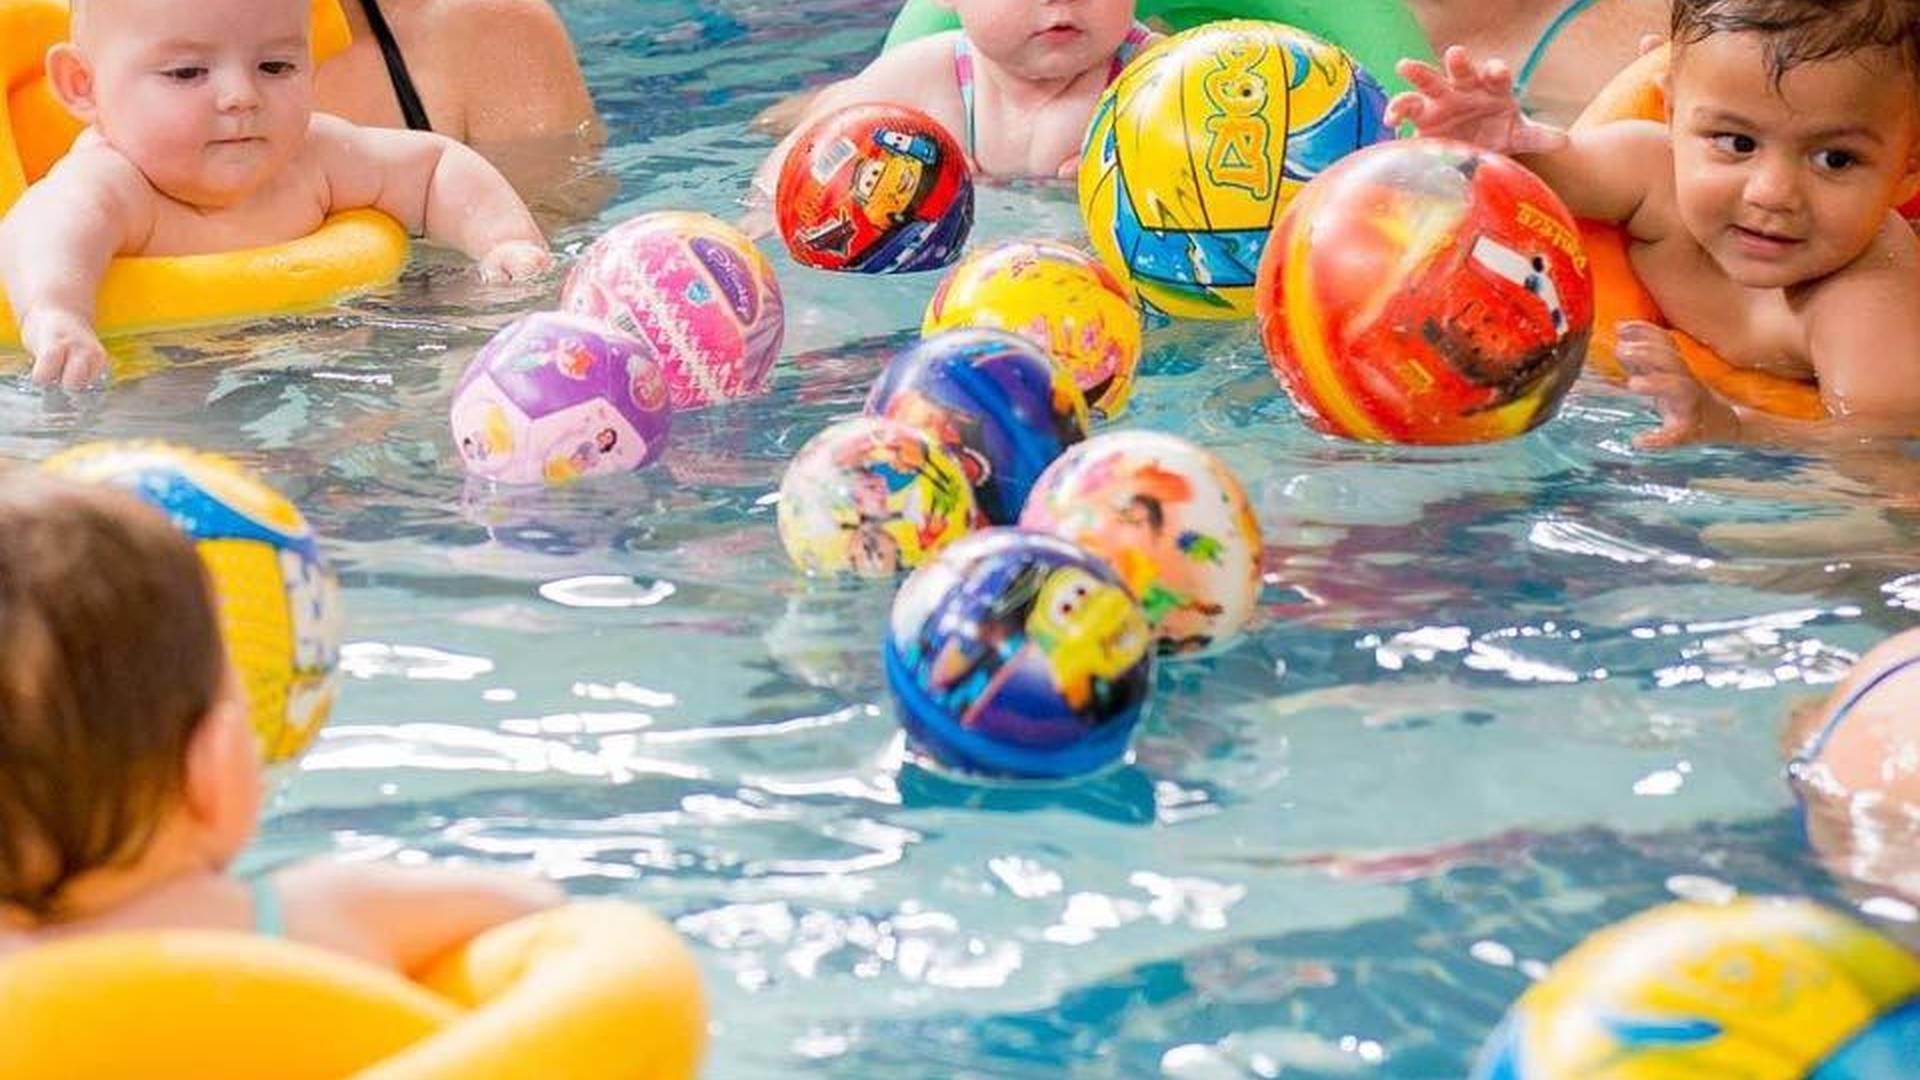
[44,44,98,124]
[180,673,263,858]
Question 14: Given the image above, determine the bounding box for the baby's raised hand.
[20,309,109,391]
[1617,321,1734,448]
[1385,46,1569,156]
[477,240,554,284]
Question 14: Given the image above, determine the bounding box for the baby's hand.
[477,240,554,284]
[1617,321,1732,448]
[20,309,110,391]
[1385,46,1569,156]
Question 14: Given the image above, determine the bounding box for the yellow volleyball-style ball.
[1078,20,1393,320]
[1473,898,1920,1078]
[44,442,344,764]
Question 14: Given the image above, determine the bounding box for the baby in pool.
[0,473,559,968]
[751,0,1159,204]
[0,0,552,391]
[1388,0,1920,446]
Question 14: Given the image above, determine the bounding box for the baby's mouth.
[1731,223,1802,247]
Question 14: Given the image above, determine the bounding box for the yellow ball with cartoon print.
[1078,20,1393,320]
[1473,898,1920,1078]
[43,442,343,765]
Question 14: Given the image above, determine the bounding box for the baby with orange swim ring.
[0,472,560,972]
[0,0,551,390]
[1387,0,1920,446]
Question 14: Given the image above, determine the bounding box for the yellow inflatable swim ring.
[0,0,408,349]
[0,901,708,1079]
[1572,46,1826,421]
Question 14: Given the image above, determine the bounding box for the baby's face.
[1668,33,1920,289]
[950,0,1137,83]
[75,0,314,207]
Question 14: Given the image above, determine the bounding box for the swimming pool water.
[7,2,1920,1075]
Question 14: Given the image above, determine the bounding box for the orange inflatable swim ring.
[0,0,407,349]
[1572,46,1830,421]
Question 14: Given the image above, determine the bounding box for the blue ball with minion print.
[776,103,974,274]
[866,329,1091,526]
[884,529,1155,781]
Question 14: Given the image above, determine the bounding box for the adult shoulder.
[431,0,600,145]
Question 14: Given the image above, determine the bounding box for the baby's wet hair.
[1672,0,1920,86]
[0,472,225,918]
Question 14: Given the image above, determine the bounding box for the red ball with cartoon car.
[1256,139,1593,445]
[776,103,974,274]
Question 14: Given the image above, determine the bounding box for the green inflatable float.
[879,0,1434,94]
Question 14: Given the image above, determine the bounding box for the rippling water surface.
[5,2,1919,1076]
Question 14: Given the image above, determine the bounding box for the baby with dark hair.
[1389,0,1920,446]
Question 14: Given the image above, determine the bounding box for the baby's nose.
[215,72,263,112]
[1742,158,1801,212]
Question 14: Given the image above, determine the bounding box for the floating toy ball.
[922,240,1142,417]
[561,211,785,410]
[42,442,342,765]
[885,529,1154,780]
[866,329,1090,526]
[1020,431,1261,656]
[777,416,978,578]
[1473,898,1920,1078]
[449,312,672,487]
[776,103,973,274]
[1079,20,1392,321]
[1257,138,1592,445]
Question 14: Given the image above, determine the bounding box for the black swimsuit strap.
[358,0,433,132]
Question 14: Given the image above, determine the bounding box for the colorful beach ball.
[885,529,1154,780]
[1474,898,1920,1078]
[922,240,1142,417]
[1079,20,1392,320]
[561,211,784,409]
[866,329,1090,525]
[1257,139,1592,444]
[777,103,973,274]
[1020,431,1261,656]
[777,416,978,578]
[43,442,343,765]
[450,312,672,486]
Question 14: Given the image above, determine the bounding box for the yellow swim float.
[1572,46,1828,421]
[0,0,409,349]
[0,902,708,1078]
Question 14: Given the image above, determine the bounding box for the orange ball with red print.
[1256,139,1592,445]
[776,103,973,274]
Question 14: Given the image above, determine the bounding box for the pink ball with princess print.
[450,312,673,486]
[561,211,786,410]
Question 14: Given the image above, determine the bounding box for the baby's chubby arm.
[1386,46,1657,225]
[748,34,959,211]
[0,146,154,389]
[308,114,551,282]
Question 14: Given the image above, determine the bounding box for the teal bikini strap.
[1515,0,1600,97]
[250,873,287,938]
[1794,651,1920,768]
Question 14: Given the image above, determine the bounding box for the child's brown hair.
[1672,0,1920,85]
[0,472,225,917]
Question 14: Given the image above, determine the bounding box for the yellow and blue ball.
[1078,20,1393,320]
[1473,898,1920,1079]
[43,442,343,765]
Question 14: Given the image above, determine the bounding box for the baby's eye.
[259,60,299,76]
[1813,148,1859,172]
[162,66,207,82]
[1710,132,1757,155]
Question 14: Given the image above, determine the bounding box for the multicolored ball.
[561,211,785,409]
[922,240,1141,417]
[1020,431,1261,655]
[450,312,672,486]
[777,416,978,578]
[777,103,973,273]
[885,529,1154,780]
[1475,899,1920,1078]
[43,442,343,765]
[865,329,1089,526]
[1079,20,1392,320]
[1257,139,1592,444]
